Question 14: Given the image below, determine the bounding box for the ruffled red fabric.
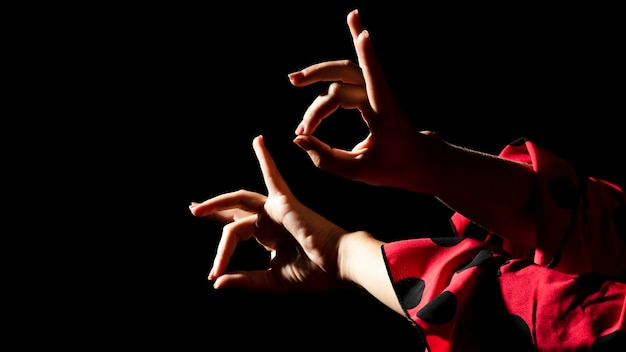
[382,138,626,351]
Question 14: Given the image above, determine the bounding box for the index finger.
[189,191,266,218]
[252,135,292,197]
[288,60,365,87]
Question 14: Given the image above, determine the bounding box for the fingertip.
[293,136,322,168]
[357,30,372,53]
[293,135,312,151]
[359,29,370,42]
[348,8,358,19]
[287,71,303,85]
[188,202,200,216]
[209,268,223,288]
[212,275,230,290]
[252,134,264,150]
[295,123,304,135]
[347,8,364,41]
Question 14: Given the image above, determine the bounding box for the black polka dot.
[416,291,457,325]
[462,222,490,241]
[548,176,579,209]
[457,250,493,273]
[510,137,528,147]
[613,203,626,240]
[591,330,626,351]
[431,237,464,247]
[395,277,425,310]
[574,272,610,291]
[572,272,620,311]
[510,314,534,347]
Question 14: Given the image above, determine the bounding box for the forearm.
[425,141,537,248]
[338,231,403,315]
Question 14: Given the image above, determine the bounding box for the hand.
[189,135,349,292]
[288,9,441,193]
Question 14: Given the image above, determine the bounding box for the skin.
[288,9,537,248]
[189,135,403,313]
[190,9,538,317]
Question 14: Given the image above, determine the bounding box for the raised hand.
[288,9,441,193]
[189,135,349,292]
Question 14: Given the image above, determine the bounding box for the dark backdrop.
[54,2,624,349]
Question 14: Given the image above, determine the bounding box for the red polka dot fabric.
[382,138,626,351]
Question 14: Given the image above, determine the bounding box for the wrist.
[403,133,455,195]
[337,231,386,284]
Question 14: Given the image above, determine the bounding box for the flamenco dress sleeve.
[381,138,626,351]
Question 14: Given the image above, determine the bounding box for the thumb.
[293,134,330,168]
[213,271,282,292]
[293,135,355,176]
[253,135,292,197]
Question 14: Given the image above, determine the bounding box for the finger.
[350,10,394,116]
[252,135,291,197]
[208,214,258,280]
[213,270,284,292]
[194,208,254,224]
[296,83,367,135]
[293,134,362,179]
[214,266,346,292]
[347,9,364,48]
[189,190,267,218]
[213,208,254,222]
[288,60,365,87]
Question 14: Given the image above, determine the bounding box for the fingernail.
[287,71,303,82]
[295,123,304,135]
[293,136,311,151]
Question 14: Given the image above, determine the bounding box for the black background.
[32,2,624,349]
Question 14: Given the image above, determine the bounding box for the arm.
[190,135,403,314]
[429,142,536,248]
[339,231,403,314]
[289,9,536,248]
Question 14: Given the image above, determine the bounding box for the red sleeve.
[383,137,626,350]
[450,137,626,278]
[382,237,626,351]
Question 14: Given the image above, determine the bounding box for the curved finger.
[293,134,363,179]
[288,60,365,87]
[213,270,284,292]
[208,214,258,280]
[350,10,394,116]
[189,190,267,218]
[194,207,255,224]
[297,82,367,135]
[214,262,346,292]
